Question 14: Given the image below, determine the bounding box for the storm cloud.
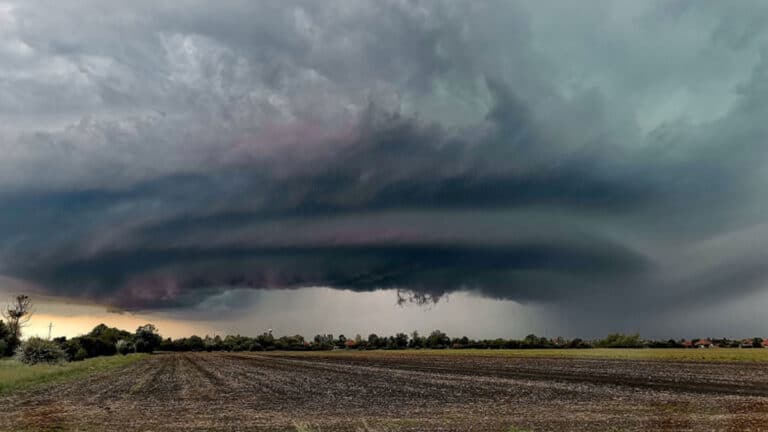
[2,0,768,316]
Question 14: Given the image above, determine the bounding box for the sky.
[3,0,768,339]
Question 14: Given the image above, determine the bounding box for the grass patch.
[0,353,149,395]
[263,348,768,363]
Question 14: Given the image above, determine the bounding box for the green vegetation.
[0,319,12,356]
[0,353,148,395]
[3,296,767,371]
[16,337,67,365]
[1,295,32,356]
[55,322,162,361]
[595,333,644,348]
[266,348,768,363]
[1,296,162,364]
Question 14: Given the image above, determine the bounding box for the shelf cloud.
[2,1,768,319]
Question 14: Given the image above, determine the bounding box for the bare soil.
[3,352,768,431]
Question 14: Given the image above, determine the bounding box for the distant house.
[762,338,768,348]
[344,339,357,349]
[695,338,714,348]
[681,340,693,348]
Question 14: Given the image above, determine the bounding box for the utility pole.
[48,322,53,340]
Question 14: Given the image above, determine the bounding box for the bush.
[16,337,67,365]
[134,339,151,353]
[76,336,117,358]
[4,335,20,356]
[116,339,133,355]
[73,347,88,362]
[58,338,85,361]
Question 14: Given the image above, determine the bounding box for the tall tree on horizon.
[2,295,32,341]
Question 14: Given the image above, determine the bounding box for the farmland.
[3,350,768,431]
[0,354,148,396]
[273,347,768,362]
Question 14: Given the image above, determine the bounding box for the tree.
[75,335,117,357]
[0,320,8,340]
[596,333,644,348]
[368,333,380,348]
[135,324,162,353]
[336,334,347,348]
[0,319,9,356]
[394,333,409,348]
[187,335,205,351]
[426,330,450,348]
[409,330,424,348]
[89,323,132,345]
[3,295,32,343]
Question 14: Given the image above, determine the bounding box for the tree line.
[153,331,762,351]
[0,295,164,364]
[3,296,767,365]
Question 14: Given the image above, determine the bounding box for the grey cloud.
[15,241,648,310]
[1,1,768,322]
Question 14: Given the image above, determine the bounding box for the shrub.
[59,338,85,361]
[116,339,133,355]
[3,335,20,356]
[73,347,88,362]
[134,339,150,353]
[76,336,117,357]
[16,337,67,365]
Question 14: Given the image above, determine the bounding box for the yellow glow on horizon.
[23,312,214,340]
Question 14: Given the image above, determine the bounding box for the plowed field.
[3,351,768,431]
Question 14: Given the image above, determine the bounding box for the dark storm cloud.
[16,241,647,310]
[0,95,657,309]
[2,0,768,314]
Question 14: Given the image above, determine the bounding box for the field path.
[3,352,768,431]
